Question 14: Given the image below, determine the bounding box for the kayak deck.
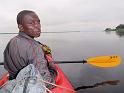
[0,57,76,93]
[50,64,76,93]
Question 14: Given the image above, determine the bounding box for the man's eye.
[28,22,34,25]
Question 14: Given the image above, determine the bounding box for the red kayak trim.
[0,55,76,93]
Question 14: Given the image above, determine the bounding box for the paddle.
[54,55,121,67]
[0,55,121,67]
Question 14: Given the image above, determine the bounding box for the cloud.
[0,0,124,32]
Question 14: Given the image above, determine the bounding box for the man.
[4,10,56,89]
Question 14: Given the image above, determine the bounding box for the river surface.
[0,31,124,93]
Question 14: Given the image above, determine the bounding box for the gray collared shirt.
[4,32,55,88]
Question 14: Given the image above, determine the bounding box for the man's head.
[17,10,41,38]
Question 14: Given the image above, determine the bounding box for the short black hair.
[17,10,35,25]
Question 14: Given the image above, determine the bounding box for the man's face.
[21,13,41,38]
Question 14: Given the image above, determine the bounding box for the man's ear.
[18,24,24,31]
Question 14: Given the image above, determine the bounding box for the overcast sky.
[0,0,124,32]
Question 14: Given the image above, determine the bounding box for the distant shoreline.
[105,28,124,32]
[0,31,82,34]
[105,24,124,32]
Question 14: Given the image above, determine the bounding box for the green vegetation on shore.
[105,24,124,32]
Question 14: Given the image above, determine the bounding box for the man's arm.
[27,43,55,89]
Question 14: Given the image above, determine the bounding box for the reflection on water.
[105,30,124,37]
[115,31,124,37]
[75,80,120,91]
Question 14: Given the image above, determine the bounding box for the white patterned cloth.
[0,64,47,93]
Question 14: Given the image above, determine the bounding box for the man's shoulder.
[10,35,27,41]
[9,34,22,41]
[7,35,18,44]
[9,35,30,46]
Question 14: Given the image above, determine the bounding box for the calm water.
[0,31,124,93]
